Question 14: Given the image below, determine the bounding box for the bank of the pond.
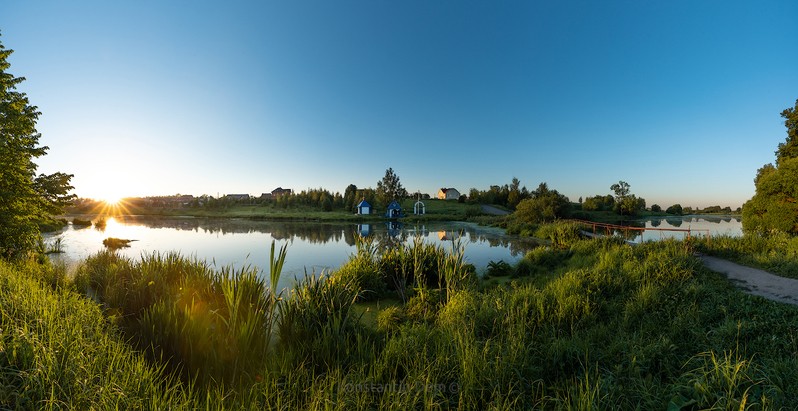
[5,224,798,409]
[67,199,495,224]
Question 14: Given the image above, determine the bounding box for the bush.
[334,240,385,301]
[485,260,513,277]
[514,257,536,277]
[535,221,583,249]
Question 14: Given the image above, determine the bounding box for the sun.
[103,196,123,206]
[92,194,130,216]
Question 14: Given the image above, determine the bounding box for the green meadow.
[3,222,798,409]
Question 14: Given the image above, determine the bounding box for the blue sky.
[2,0,796,208]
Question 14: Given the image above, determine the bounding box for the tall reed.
[73,241,288,387]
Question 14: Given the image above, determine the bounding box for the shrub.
[536,221,583,249]
[334,238,385,301]
[514,257,536,277]
[485,260,513,277]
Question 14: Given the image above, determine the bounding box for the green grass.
[4,226,798,408]
[0,259,193,409]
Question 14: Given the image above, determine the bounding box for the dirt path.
[699,255,798,306]
[480,204,510,216]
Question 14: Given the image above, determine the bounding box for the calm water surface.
[45,216,537,290]
[630,215,742,242]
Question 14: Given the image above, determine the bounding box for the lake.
[44,216,537,290]
[627,215,743,242]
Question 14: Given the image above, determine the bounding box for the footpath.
[699,254,798,306]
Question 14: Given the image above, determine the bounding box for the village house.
[437,188,461,200]
[224,194,251,201]
[271,187,292,198]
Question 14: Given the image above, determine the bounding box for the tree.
[343,184,358,211]
[666,204,683,215]
[0,37,75,258]
[743,99,798,234]
[743,156,798,234]
[776,99,798,166]
[514,182,571,224]
[507,177,522,209]
[615,195,645,216]
[376,167,407,206]
[610,181,630,202]
[650,204,661,212]
[609,181,644,216]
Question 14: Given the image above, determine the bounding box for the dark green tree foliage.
[743,99,798,234]
[0,38,74,258]
[743,157,798,234]
[610,180,645,216]
[513,182,571,224]
[467,177,529,210]
[776,99,798,166]
[273,188,342,211]
[582,195,614,211]
[343,184,358,211]
[666,204,683,215]
[650,204,661,212]
[376,167,407,206]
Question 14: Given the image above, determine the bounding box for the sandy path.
[480,204,510,216]
[699,255,798,306]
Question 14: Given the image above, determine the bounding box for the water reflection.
[633,215,742,242]
[46,217,538,282]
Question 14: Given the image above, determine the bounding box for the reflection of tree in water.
[665,218,683,227]
[267,223,345,244]
[650,219,662,228]
[113,217,538,257]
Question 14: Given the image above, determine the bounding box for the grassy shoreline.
[66,199,489,223]
[4,223,798,408]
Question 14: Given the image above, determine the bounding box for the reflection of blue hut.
[357,199,372,215]
[357,224,372,237]
[385,200,403,218]
[386,221,402,237]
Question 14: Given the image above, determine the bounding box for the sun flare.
[89,194,131,216]
[103,196,122,206]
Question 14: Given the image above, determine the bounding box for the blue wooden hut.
[357,199,372,215]
[385,200,403,218]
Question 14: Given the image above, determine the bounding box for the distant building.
[143,194,195,208]
[225,194,250,201]
[437,188,460,200]
[357,199,372,215]
[385,200,403,218]
[259,193,273,200]
[271,187,292,197]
